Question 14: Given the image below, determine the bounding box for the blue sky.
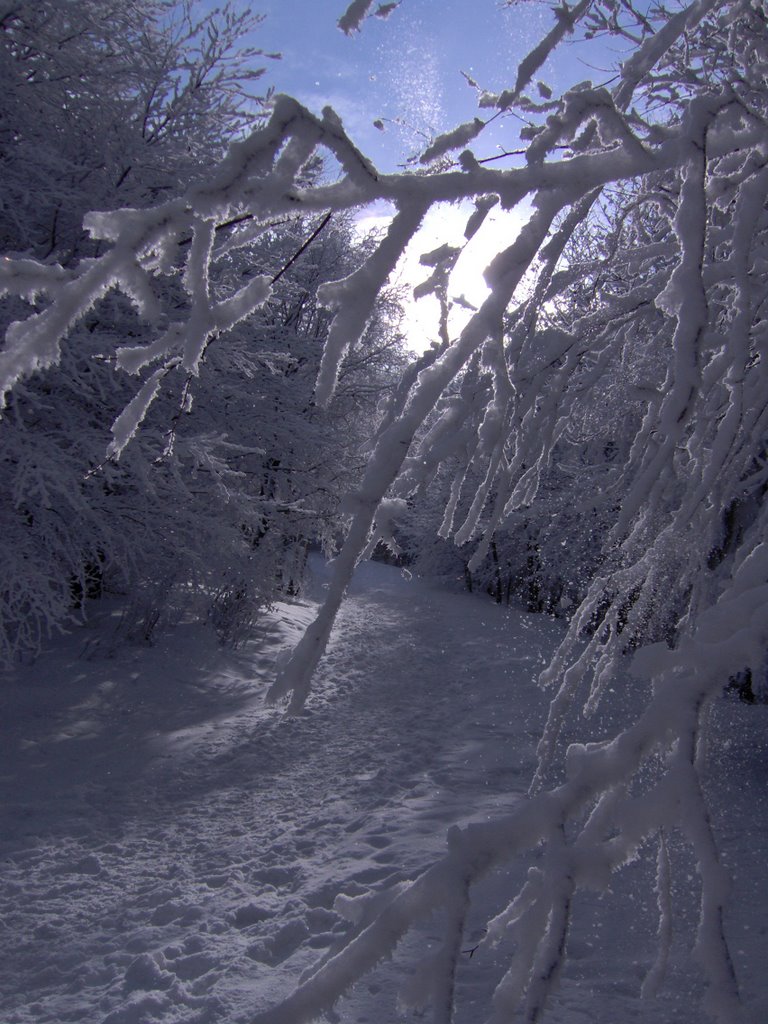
[238,1,626,349]
[251,0,599,171]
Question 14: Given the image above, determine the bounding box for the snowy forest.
[1,0,767,1022]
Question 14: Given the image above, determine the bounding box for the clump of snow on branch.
[338,0,378,34]
[420,118,485,164]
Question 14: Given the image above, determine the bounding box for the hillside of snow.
[1,558,766,1024]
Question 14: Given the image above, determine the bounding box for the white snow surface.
[1,557,766,1024]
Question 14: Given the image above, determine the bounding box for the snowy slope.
[1,558,766,1024]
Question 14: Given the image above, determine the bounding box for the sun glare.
[356,202,527,354]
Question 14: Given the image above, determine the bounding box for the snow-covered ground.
[1,558,766,1023]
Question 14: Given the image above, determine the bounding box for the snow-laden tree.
[0,0,272,262]
[0,206,405,661]
[2,0,768,1019]
[182,212,408,640]
[0,1,406,661]
[0,0,278,657]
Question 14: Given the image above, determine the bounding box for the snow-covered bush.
[2,0,768,1019]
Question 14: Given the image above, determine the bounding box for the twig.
[271,211,333,285]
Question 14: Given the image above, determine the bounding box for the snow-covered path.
[1,560,766,1023]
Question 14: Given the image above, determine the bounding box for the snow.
[1,557,767,1023]
[107,365,171,459]
[338,0,376,36]
[419,119,485,165]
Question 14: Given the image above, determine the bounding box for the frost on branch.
[107,365,171,460]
